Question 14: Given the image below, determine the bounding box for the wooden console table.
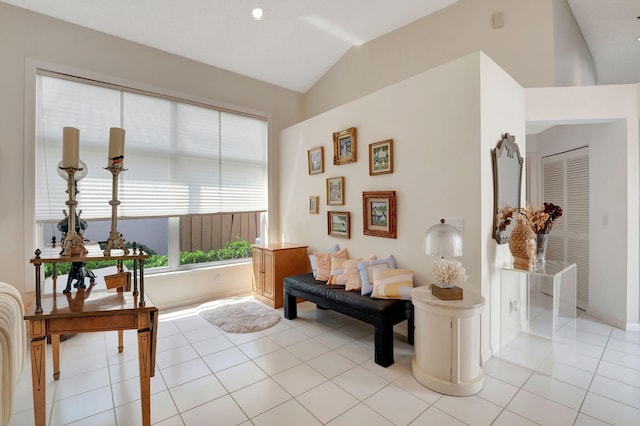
[24,244,157,426]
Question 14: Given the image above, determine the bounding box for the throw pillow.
[315,248,348,281]
[328,257,349,285]
[309,244,340,279]
[371,269,414,300]
[358,255,397,296]
[344,255,376,291]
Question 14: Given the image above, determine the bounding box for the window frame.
[25,63,270,282]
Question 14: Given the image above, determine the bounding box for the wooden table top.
[24,289,154,320]
[30,242,148,264]
[24,266,155,320]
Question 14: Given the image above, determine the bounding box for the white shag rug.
[198,296,281,333]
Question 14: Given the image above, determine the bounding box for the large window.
[36,72,267,270]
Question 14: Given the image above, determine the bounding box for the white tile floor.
[10,296,640,425]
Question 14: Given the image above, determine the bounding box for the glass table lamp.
[424,219,466,299]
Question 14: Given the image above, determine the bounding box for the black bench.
[283,273,414,367]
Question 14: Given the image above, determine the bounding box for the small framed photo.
[333,127,357,165]
[309,196,319,214]
[369,139,394,175]
[326,176,345,205]
[308,147,324,175]
[363,191,397,238]
[328,211,350,239]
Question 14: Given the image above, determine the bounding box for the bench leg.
[374,326,394,367]
[284,292,298,320]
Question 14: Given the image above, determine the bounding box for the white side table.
[411,286,485,396]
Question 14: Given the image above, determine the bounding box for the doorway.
[541,147,590,310]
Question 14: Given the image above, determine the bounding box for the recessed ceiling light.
[251,7,265,21]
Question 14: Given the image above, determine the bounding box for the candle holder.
[59,165,88,257]
[103,162,129,256]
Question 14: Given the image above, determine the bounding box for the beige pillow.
[328,257,349,285]
[344,256,376,291]
[314,248,348,281]
[371,268,414,300]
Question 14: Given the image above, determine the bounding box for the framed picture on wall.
[326,176,345,205]
[369,139,394,175]
[363,191,397,238]
[309,196,319,214]
[333,127,357,165]
[328,211,350,239]
[308,147,324,175]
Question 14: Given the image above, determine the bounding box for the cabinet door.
[252,249,263,293]
[415,313,452,381]
[262,249,275,299]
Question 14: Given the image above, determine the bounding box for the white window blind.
[36,74,268,222]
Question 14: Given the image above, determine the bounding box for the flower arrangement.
[521,202,563,234]
[432,258,469,286]
[496,204,517,232]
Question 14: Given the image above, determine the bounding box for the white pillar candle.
[62,127,79,168]
[108,127,125,167]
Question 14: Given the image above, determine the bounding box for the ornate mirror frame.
[492,133,523,244]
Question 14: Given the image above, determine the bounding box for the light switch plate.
[446,217,464,232]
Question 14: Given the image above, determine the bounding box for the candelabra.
[103,162,129,256]
[59,165,88,257]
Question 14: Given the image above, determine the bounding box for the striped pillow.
[314,248,348,281]
[371,269,414,300]
[309,244,340,279]
[358,255,397,296]
[327,257,349,284]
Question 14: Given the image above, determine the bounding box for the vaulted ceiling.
[2,0,639,92]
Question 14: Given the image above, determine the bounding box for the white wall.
[526,85,640,328]
[145,262,253,309]
[0,3,303,298]
[280,52,525,358]
[552,0,596,86]
[479,56,527,355]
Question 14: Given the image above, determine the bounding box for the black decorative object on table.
[56,213,96,293]
[63,262,96,294]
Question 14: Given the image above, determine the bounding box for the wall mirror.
[492,133,523,244]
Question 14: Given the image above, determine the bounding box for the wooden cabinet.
[252,243,308,308]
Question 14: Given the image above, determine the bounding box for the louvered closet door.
[542,147,590,310]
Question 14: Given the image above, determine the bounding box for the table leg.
[51,334,61,380]
[29,320,47,426]
[138,311,154,426]
[118,330,124,353]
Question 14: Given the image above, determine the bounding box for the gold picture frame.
[309,195,319,214]
[328,211,350,239]
[369,139,394,175]
[326,176,345,205]
[363,191,397,238]
[333,127,357,165]
[308,146,324,175]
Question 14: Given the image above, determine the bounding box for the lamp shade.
[424,219,463,257]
